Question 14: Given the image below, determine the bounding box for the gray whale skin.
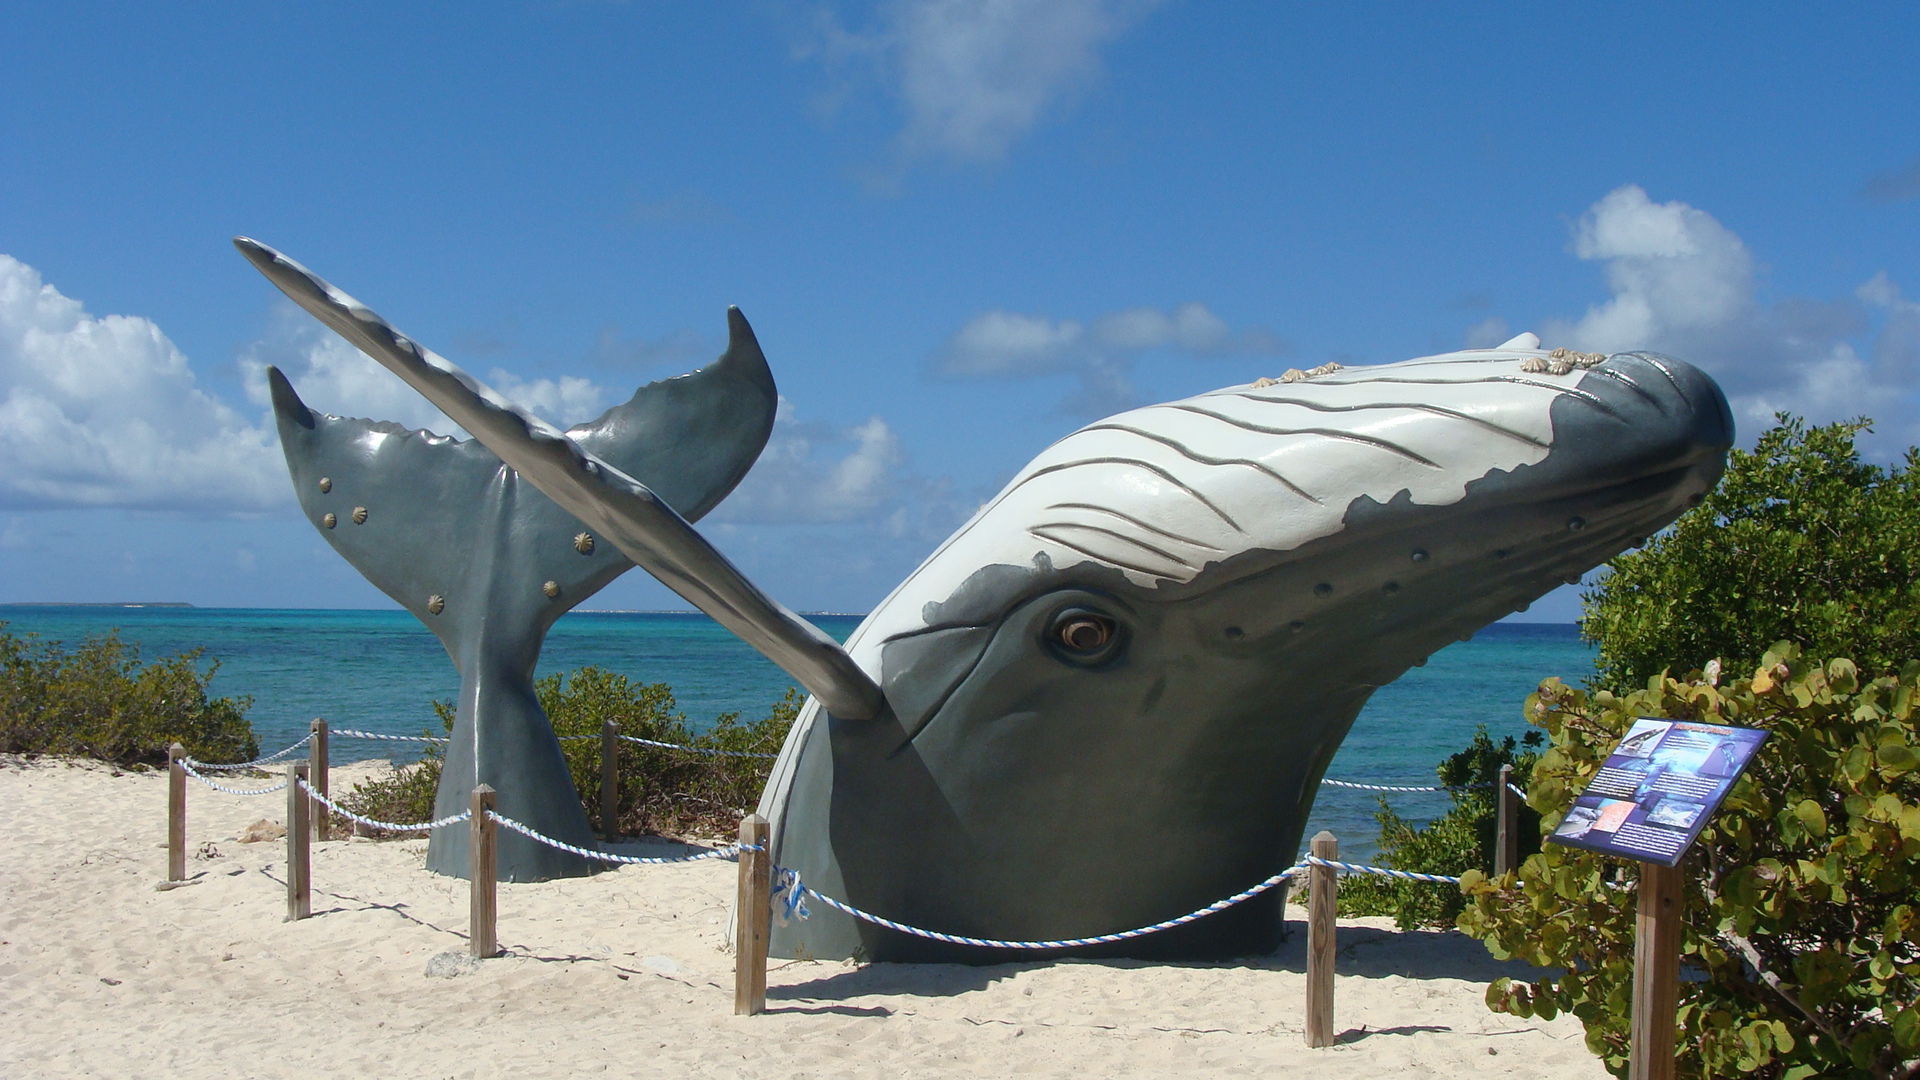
[236,238,1732,962]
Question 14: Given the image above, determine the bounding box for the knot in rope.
[772,868,810,926]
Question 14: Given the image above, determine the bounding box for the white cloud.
[242,316,460,436]
[1561,185,1756,349]
[1525,185,1920,448]
[935,301,1286,416]
[0,256,284,511]
[712,399,909,524]
[938,310,1088,377]
[486,370,612,429]
[242,308,615,433]
[802,0,1160,168]
[1858,272,1920,380]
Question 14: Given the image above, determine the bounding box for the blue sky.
[2,2,1916,620]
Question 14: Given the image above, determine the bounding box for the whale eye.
[1046,607,1121,664]
[1058,615,1111,650]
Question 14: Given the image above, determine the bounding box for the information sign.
[1546,717,1767,867]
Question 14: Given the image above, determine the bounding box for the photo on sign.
[1646,800,1707,829]
[1546,717,1768,868]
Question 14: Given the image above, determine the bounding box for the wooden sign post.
[1629,861,1683,1080]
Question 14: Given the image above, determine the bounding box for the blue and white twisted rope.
[1305,856,1461,884]
[177,758,289,795]
[617,734,777,759]
[331,729,449,744]
[295,779,471,833]
[1506,782,1527,800]
[780,864,1308,950]
[776,856,1464,949]
[525,733,779,758]
[1319,778,1493,793]
[182,732,314,771]
[485,810,747,864]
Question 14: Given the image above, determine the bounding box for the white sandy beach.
[0,754,1608,1079]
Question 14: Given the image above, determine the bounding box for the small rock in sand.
[425,952,482,979]
[236,820,286,843]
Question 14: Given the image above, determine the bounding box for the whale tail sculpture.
[248,239,778,880]
[240,239,1732,955]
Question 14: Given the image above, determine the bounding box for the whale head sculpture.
[237,239,1732,961]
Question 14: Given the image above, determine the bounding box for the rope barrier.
[616,734,777,759]
[485,810,749,865]
[1507,782,1527,799]
[1305,856,1462,884]
[344,728,772,757]
[1318,778,1494,792]
[296,779,470,833]
[194,730,1514,791]
[558,731,777,757]
[777,864,1308,950]
[178,758,289,795]
[182,733,314,770]
[771,855,1466,950]
[329,729,449,744]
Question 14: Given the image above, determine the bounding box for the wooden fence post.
[734,814,771,1016]
[1305,830,1339,1048]
[470,785,498,959]
[1496,763,1519,876]
[600,720,619,842]
[167,742,187,882]
[286,760,310,921]
[311,719,330,842]
[1629,860,1684,1080]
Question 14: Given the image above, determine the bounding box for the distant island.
[1,602,195,608]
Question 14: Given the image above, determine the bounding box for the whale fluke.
[260,250,782,880]
[238,237,883,723]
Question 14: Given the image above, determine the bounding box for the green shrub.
[333,736,446,835]
[1335,726,1542,928]
[0,621,257,768]
[336,667,797,840]
[542,667,796,839]
[1458,644,1920,1079]
[1582,415,1920,693]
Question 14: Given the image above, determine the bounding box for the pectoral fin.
[237,236,884,721]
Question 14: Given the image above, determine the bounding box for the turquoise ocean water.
[0,605,1592,861]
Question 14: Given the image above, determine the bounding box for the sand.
[0,754,1608,1079]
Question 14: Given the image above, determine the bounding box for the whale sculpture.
[237,238,1733,960]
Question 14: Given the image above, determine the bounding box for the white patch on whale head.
[844,345,1575,664]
